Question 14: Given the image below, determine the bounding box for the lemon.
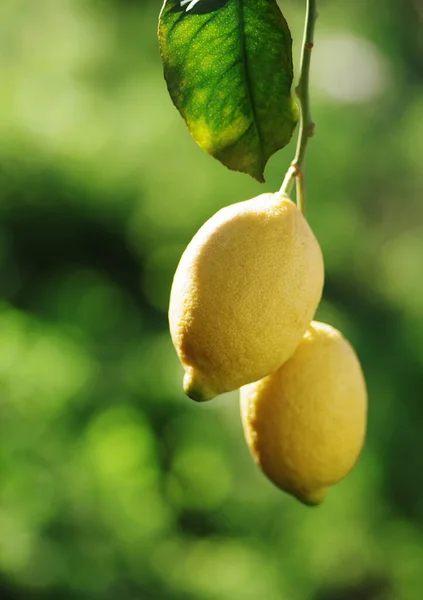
[240,321,367,505]
[169,192,324,401]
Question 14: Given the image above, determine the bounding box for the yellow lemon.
[240,321,367,505]
[169,193,324,401]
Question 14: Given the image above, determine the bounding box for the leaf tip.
[252,172,266,184]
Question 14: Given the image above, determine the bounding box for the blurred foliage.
[1,0,423,599]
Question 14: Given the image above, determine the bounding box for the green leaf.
[159,0,298,182]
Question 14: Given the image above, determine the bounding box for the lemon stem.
[280,0,318,217]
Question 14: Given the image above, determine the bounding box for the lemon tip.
[296,487,328,507]
[183,370,216,402]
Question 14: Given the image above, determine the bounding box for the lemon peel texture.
[169,193,324,401]
[240,321,367,505]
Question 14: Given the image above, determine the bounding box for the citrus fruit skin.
[240,321,367,505]
[169,193,324,401]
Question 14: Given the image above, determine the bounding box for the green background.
[1,1,423,598]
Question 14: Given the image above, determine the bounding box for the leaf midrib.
[236,0,264,174]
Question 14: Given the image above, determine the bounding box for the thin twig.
[280,0,317,217]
